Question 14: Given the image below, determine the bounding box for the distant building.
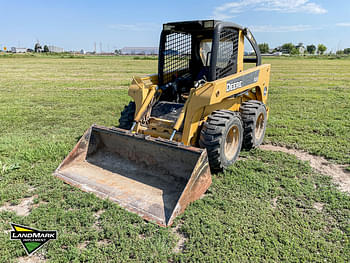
[274,46,289,54]
[48,45,64,53]
[273,52,282,56]
[121,47,158,55]
[11,47,27,53]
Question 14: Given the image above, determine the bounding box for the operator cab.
[151,20,261,121]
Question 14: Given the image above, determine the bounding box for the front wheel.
[118,101,135,129]
[199,110,243,173]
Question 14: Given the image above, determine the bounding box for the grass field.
[0,55,349,262]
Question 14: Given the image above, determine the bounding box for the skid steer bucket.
[54,125,211,226]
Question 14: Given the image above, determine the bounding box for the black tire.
[118,101,135,129]
[199,110,243,173]
[239,100,267,150]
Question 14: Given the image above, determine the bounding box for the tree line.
[336,48,350,55]
[258,43,337,55]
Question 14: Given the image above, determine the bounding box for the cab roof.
[162,20,245,32]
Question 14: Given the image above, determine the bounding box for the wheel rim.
[255,113,265,141]
[224,125,240,160]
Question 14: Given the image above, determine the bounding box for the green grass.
[265,57,350,164]
[0,55,349,262]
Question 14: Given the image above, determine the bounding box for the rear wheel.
[240,100,267,150]
[199,110,243,173]
[118,101,135,129]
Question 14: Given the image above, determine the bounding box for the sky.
[1,0,350,52]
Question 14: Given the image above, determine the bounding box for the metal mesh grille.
[162,32,192,84]
[216,29,239,79]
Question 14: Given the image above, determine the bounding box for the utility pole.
[99,42,102,54]
[94,42,96,53]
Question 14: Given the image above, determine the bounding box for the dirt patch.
[92,210,105,230]
[78,241,89,250]
[97,239,110,246]
[271,197,278,209]
[17,253,46,263]
[313,202,324,211]
[32,201,48,209]
[138,233,146,240]
[260,144,350,193]
[0,196,37,216]
[94,209,105,219]
[171,223,187,253]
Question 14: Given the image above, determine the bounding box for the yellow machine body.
[54,20,271,227]
[128,64,270,146]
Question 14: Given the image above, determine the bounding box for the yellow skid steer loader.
[54,20,271,226]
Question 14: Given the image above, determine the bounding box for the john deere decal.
[10,223,57,256]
